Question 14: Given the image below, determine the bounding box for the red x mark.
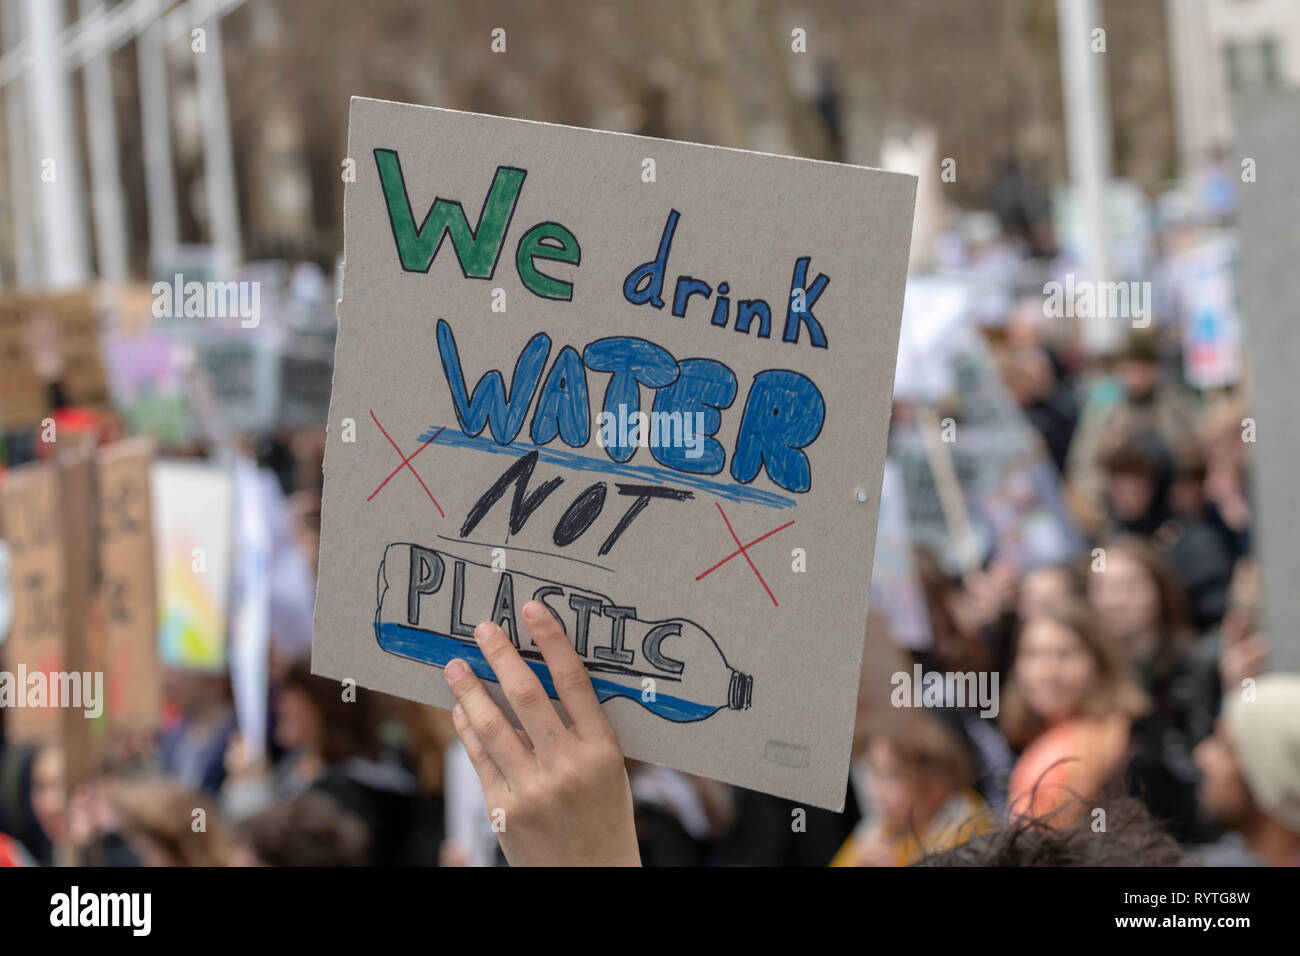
[366,410,445,518]
[695,502,795,607]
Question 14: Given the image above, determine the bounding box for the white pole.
[137,4,179,269]
[24,0,90,287]
[1056,0,1119,354]
[2,0,37,287]
[192,0,240,272]
[80,0,129,280]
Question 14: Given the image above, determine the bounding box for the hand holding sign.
[445,600,640,867]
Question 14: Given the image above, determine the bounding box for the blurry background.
[0,0,1297,870]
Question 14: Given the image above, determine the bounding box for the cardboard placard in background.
[313,99,916,809]
[0,295,48,430]
[38,291,112,414]
[0,462,66,743]
[57,444,101,795]
[97,438,161,729]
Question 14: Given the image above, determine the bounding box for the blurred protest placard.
[1173,234,1242,390]
[0,294,48,431]
[230,456,271,762]
[102,331,193,444]
[0,462,66,743]
[151,460,233,672]
[35,291,112,415]
[870,461,932,651]
[97,439,161,730]
[313,99,916,809]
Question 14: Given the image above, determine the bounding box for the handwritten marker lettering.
[373,543,753,722]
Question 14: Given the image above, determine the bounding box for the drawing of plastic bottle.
[373,542,752,722]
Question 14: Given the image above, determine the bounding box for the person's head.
[0,743,63,863]
[852,607,910,757]
[277,659,381,763]
[1195,675,1300,839]
[109,779,227,866]
[28,745,66,846]
[865,713,974,835]
[997,343,1055,407]
[1088,536,1190,646]
[1198,395,1250,475]
[1100,432,1174,526]
[1117,332,1161,403]
[230,793,369,866]
[1017,564,1081,624]
[1002,597,1145,748]
[1169,443,1207,517]
[916,794,1186,866]
[162,670,233,721]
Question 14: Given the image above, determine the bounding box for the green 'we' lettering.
[374,148,525,278]
[373,149,580,300]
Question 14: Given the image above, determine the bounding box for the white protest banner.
[313,99,915,808]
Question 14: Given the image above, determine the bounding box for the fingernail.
[474,622,492,641]
[453,702,464,719]
[445,659,467,681]
[522,601,544,623]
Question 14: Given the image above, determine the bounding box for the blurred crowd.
[1,168,1298,869]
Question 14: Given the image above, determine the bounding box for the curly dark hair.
[915,792,1187,867]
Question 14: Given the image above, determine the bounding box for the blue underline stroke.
[416,425,795,510]
[376,622,720,722]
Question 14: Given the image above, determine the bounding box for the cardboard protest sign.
[35,291,113,415]
[56,445,102,794]
[313,99,915,808]
[1236,89,1300,672]
[0,294,48,431]
[97,439,161,730]
[0,463,66,742]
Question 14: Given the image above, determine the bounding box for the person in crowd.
[229,792,370,867]
[628,763,735,867]
[832,712,993,866]
[1214,558,1269,698]
[1088,536,1217,745]
[0,743,64,865]
[109,779,228,866]
[1198,397,1253,561]
[1067,330,1197,524]
[1017,562,1084,625]
[1088,536,1217,840]
[158,670,239,795]
[1194,675,1300,866]
[918,794,1186,866]
[1001,597,1147,825]
[998,341,1078,473]
[912,549,1017,816]
[223,659,439,866]
[1099,431,1234,631]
